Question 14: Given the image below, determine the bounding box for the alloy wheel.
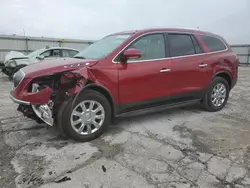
[211,83,227,107]
[70,100,105,135]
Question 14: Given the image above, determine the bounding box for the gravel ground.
[0,67,250,188]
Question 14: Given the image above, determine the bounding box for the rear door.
[117,33,173,112]
[167,33,210,98]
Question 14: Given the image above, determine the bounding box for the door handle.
[199,63,208,68]
[160,68,171,73]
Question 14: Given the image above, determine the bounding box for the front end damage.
[14,69,88,126]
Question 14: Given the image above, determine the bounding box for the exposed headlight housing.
[5,60,17,67]
[13,69,25,88]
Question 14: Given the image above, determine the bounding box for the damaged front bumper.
[9,93,30,105]
[10,83,54,126]
[1,64,14,76]
[0,62,4,69]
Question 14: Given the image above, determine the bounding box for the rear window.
[200,35,227,52]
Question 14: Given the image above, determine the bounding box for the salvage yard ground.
[0,67,250,188]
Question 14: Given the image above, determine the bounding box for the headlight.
[13,69,25,88]
[5,60,17,67]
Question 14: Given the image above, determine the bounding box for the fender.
[211,59,233,81]
[65,67,96,95]
[213,71,232,80]
[65,67,119,116]
[72,83,118,117]
[212,71,233,89]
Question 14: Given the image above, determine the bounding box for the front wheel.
[60,90,112,142]
[202,77,229,112]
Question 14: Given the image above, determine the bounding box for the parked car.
[0,47,79,79]
[10,28,239,142]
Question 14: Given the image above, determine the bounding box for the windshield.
[74,34,132,60]
[27,48,46,59]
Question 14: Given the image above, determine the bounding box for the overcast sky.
[0,0,249,44]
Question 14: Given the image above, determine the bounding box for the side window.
[200,35,227,52]
[51,49,60,57]
[168,34,195,57]
[62,50,71,57]
[40,50,52,58]
[63,50,79,57]
[127,34,166,61]
[191,36,203,54]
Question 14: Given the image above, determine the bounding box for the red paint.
[23,87,52,105]
[117,59,172,103]
[122,48,142,59]
[22,58,98,78]
[10,78,52,105]
[10,28,238,112]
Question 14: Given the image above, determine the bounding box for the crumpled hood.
[22,58,98,78]
[12,58,36,65]
[4,51,38,66]
[4,51,28,63]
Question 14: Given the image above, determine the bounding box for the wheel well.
[84,83,115,117]
[215,72,232,89]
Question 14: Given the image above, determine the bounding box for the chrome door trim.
[199,64,208,67]
[160,69,171,73]
[112,31,228,64]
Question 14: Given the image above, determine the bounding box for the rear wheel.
[202,77,229,112]
[60,90,111,142]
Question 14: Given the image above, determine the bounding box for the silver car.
[1,47,79,78]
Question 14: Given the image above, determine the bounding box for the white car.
[1,47,79,78]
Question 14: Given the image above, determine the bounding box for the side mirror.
[122,48,142,61]
[37,55,45,60]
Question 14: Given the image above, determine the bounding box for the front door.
[117,33,173,112]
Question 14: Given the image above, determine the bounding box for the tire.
[202,77,229,112]
[55,96,74,139]
[60,90,112,142]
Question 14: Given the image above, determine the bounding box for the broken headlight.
[5,60,17,67]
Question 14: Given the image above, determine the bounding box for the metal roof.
[110,27,218,37]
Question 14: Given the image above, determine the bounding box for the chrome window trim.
[198,34,228,53]
[112,31,228,64]
[112,31,164,64]
[13,69,25,89]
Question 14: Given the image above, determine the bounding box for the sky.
[0,0,249,44]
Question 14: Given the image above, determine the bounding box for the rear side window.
[69,50,79,57]
[62,50,79,57]
[191,36,203,54]
[168,34,195,57]
[200,35,227,52]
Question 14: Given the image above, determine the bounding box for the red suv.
[10,28,238,142]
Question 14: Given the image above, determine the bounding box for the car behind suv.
[10,28,239,142]
[1,47,79,79]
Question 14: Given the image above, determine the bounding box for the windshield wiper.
[73,56,85,59]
